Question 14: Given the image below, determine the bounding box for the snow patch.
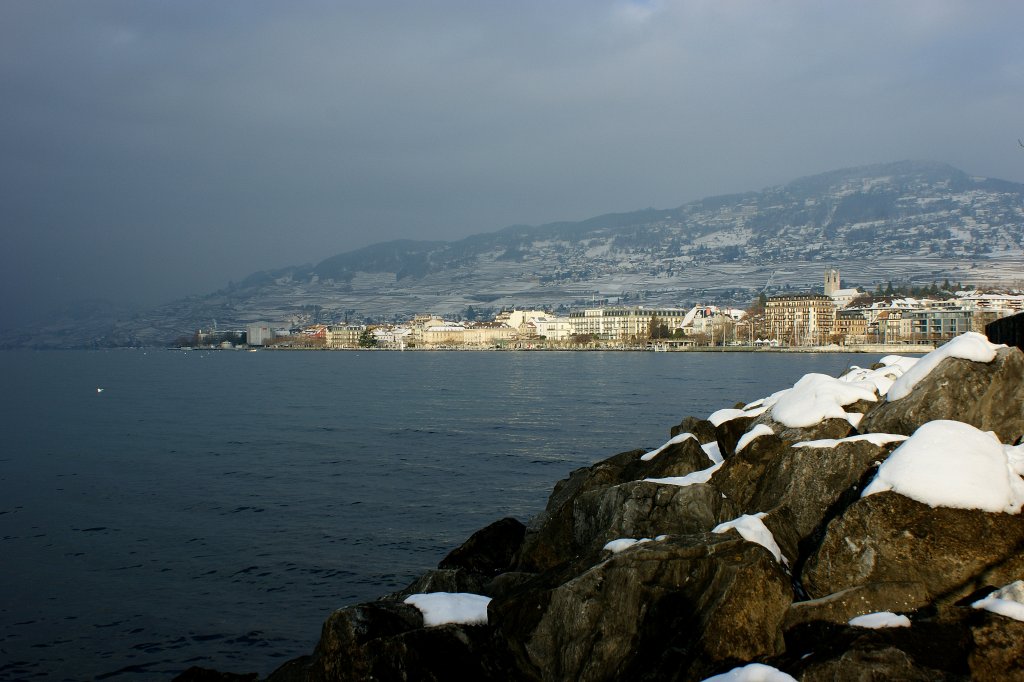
[645,462,722,488]
[403,592,492,627]
[848,611,912,629]
[701,662,798,681]
[793,433,909,449]
[602,537,651,554]
[1006,443,1024,477]
[769,373,878,428]
[712,513,786,565]
[887,332,1003,401]
[702,441,723,464]
[641,432,697,461]
[708,408,746,426]
[736,424,774,454]
[862,420,1024,514]
[972,581,1024,622]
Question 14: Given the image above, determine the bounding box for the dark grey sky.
[3,1,1023,322]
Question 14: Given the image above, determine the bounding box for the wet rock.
[859,347,1024,444]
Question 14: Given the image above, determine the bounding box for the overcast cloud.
[2,0,1023,322]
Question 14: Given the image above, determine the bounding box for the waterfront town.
[188,269,1024,352]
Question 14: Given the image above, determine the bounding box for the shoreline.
[186,343,936,355]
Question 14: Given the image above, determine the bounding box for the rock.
[969,612,1024,681]
[571,479,739,559]
[171,668,258,682]
[714,415,755,458]
[712,436,901,549]
[779,617,971,681]
[802,491,1024,608]
[385,568,488,601]
[755,414,858,448]
[492,534,791,682]
[858,347,1024,444]
[671,415,718,443]
[798,644,959,681]
[266,601,513,682]
[783,582,931,629]
[516,442,711,572]
[438,517,526,577]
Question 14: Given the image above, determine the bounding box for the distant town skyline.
[3,1,1024,324]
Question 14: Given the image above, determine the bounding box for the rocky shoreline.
[178,332,1024,682]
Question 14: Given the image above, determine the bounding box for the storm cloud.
[2,1,1023,321]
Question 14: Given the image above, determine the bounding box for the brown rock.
[802,492,1024,608]
[493,534,791,682]
[858,346,1024,444]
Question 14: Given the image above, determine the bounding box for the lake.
[0,349,873,680]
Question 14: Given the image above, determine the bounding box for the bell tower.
[824,267,840,296]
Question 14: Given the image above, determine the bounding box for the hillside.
[10,160,1024,348]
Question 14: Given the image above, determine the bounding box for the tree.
[358,329,377,348]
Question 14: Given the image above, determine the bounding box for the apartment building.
[764,294,837,346]
[567,307,689,340]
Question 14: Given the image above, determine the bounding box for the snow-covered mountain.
[11,161,1024,347]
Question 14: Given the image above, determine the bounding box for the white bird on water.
[96,388,104,393]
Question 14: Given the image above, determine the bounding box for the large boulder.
[571,480,739,559]
[492,534,791,682]
[515,441,711,572]
[783,582,930,629]
[266,601,512,682]
[712,435,904,549]
[859,347,1024,444]
[802,491,1024,608]
[969,611,1024,681]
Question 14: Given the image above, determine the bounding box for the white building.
[246,322,274,346]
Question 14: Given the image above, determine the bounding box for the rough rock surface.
[802,491,1024,608]
[207,340,1024,682]
[493,534,791,682]
[858,346,1024,443]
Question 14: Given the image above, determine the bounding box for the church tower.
[824,268,840,296]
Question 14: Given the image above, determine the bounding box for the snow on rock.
[403,592,492,627]
[602,537,651,554]
[708,408,746,426]
[840,363,905,397]
[887,332,1003,401]
[972,580,1024,622]
[1006,443,1024,477]
[701,662,798,681]
[641,432,696,461]
[736,424,774,454]
[769,373,878,428]
[708,404,769,426]
[862,420,1024,514]
[793,433,909,449]
[702,441,723,464]
[848,611,912,629]
[645,462,723,488]
[712,513,786,565]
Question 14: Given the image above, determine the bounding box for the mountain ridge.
[7,160,1023,348]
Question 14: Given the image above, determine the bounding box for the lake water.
[0,349,871,680]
